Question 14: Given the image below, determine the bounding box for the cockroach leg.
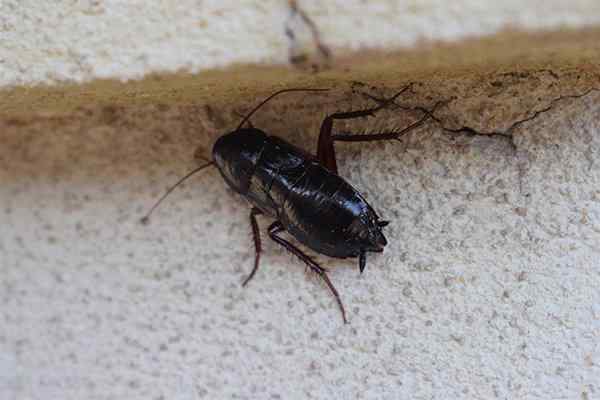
[242,207,263,287]
[316,84,413,174]
[268,221,347,323]
[331,107,434,143]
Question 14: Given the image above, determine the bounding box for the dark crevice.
[362,85,600,153]
[497,68,561,81]
[285,0,331,71]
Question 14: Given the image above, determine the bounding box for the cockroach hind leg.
[268,221,347,323]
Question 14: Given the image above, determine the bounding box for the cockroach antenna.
[140,160,215,225]
[237,88,329,129]
[142,87,328,225]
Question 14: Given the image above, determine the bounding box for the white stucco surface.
[2,0,600,86]
[2,1,600,399]
[1,79,600,398]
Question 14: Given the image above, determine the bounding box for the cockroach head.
[142,88,329,224]
[212,128,268,193]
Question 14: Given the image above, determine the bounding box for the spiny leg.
[316,84,413,174]
[335,91,448,143]
[330,94,444,143]
[331,106,435,143]
[268,221,347,323]
[242,208,263,287]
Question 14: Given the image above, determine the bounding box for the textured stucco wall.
[2,2,600,400]
[2,0,600,86]
[2,52,600,398]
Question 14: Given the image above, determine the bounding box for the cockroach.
[142,86,432,323]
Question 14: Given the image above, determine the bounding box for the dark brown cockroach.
[142,86,431,323]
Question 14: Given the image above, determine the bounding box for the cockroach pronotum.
[142,86,432,323]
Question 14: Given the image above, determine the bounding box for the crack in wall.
[497,68,561,81]
[436,87,600,145]
[360,84,600,154]
[284,0,331,71]
[350,81,600,205]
